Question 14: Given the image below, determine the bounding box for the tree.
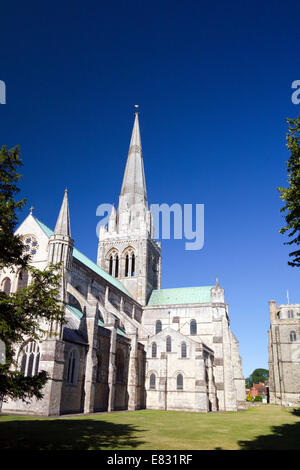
[0,145,65,408]
[278,115,300,266]
[246,368,269,388]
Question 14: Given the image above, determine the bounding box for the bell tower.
[97,110,161,305]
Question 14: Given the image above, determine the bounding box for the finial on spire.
[216,276,219,287]
[134,104,139,114]
[30,206,34,215]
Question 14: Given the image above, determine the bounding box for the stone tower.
[97,111,161,305]
[48,189,74,305]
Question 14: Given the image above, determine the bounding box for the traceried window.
[177,374,183,390]
[123,248,135,277]
[152,342,157,358]
[290,331,297,342]
[190,319,197,335]
[107,249,119,278]
[166,336,171,352]
[1,278,11,295]
[181,342,187,358]
[22,234,39,256]
[66,349,79,385]
[17,269,29,290]
[155,320,162,334]
[149,373,156,390]
[288,310,294,319]
[20,341,40,377]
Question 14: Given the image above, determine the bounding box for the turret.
[211,277,225,303]
[48,189,74,270]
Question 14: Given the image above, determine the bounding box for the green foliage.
[246,368,269,388]
[278,115,300,267]
[246,392,253,402]
[254,395,262,402]
[0,146,28,270]
[0,145,65,405]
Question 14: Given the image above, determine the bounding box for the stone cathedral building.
[1,112,245,415]
[268,300,300,406]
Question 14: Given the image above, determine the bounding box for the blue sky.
[1,0,300,377]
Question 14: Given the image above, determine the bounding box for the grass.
[0,404,300,450]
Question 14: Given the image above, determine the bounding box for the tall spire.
[119,110,147,211]
[54,189,71,236]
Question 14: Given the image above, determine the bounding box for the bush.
[254,395,262,402]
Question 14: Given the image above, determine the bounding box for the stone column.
[127,327,139,410]
[194,350,209,412]
[41,339,65,416]
[83,292,99,414]
[221,317,237,411]
[207,356,217,411]
[107,318,117,412]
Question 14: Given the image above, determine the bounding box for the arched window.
[131,254,135,276]
[152,342,157,358]
[177,374,183,390]
[66,349,79,385]
[2,278,11,295]
[190,319,197,335]
[116,349,125,384]
[290,331,297,342]
[107,249,119,278]
[166,336,171,352]
[181,342,187,358]
[17,269,29,290]
[155,320,162,334]
[150,373,156,390]
[288,310,294,319]
[123,248,135,278]
[125,254,129,277]
[20,341,40,377]
[115,255,119,278]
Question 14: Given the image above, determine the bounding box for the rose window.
[22,235,39,256]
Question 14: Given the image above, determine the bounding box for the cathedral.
[1,112,245,415]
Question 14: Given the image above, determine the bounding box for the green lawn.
[0,404,299,450]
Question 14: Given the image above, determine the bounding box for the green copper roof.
[35,217,132,298]
[66,304,126,336]
[66,304,104,326]
[147,286,214,306]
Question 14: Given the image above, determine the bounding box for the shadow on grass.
[0,417,145,450]
[238,420,300,450]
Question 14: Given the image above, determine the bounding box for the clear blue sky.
[1,0,300,377]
